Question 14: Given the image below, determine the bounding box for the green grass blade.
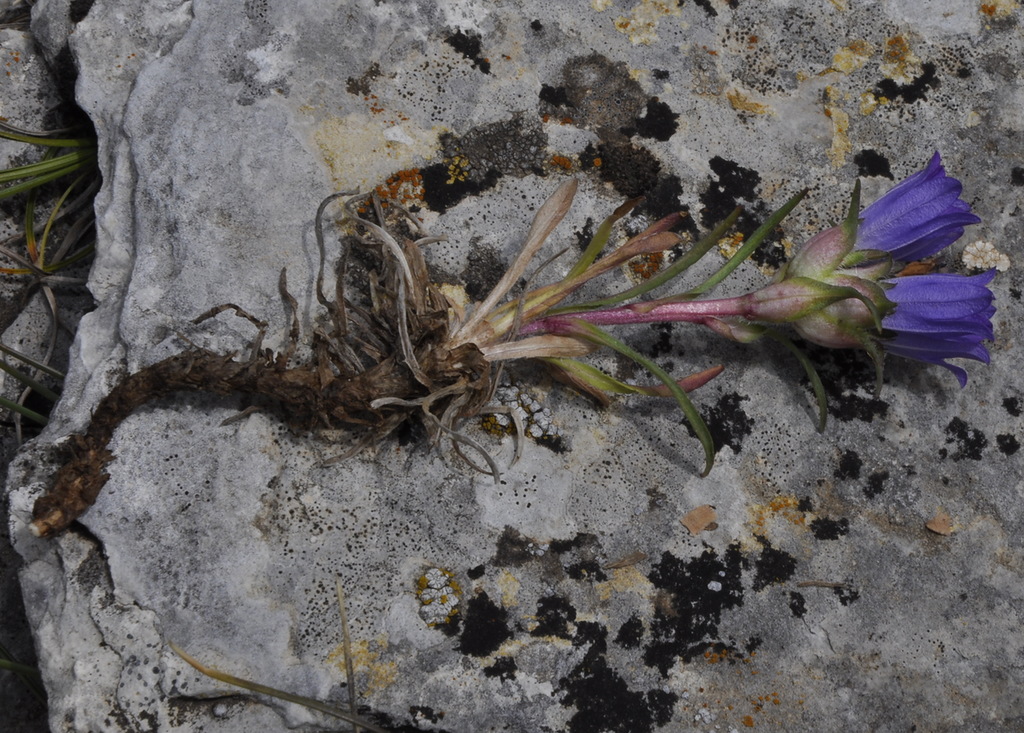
[565,197,641,280]
[0,357,61,402]
[558,206,742,312]
[0,128,95,147]
[169,643,390,733]
[0,642,47,703]
[680,188,808,299]
[0,148,96,185]
[0,395,49,426]
[0,342,64,378]
[764,329,828,431]
[562,319,717,475]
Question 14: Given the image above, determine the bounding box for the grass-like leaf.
[764,329,828,431]
[555,319,717,475]
[168,642,390,733]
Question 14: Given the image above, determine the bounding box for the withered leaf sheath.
[31,194,494,537]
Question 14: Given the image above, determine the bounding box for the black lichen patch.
[833,586,860,605]
[806,346,889,423]
[940,417,987,461]
[566,559,608,583]
[532,595,577,639]
[560,624,677,733]
[699,157,784,268]
[409,706,444,725]
[752,538,797,591]
[420,163,501,214]
[537,433,569,454]
[1003,396,1021,417]
[788,591,807,618]
[875,62,939,103]
[644,546,746,674]
[483,656,518,681]
[835,449,862,480]
[545,54,647,139]
[996,434,1019,456]
[462,244,505,302]
[864,470,889,499]
[699,392,753,455]
[797,496,814,512]
[809,517,850,540]
[615,615,644,649]
[458,592,513,657]
[693,0,719,17]
[588,141,662,199]
[636,173,693,227]
[1012,167,1024,187]
[633,98,680,141]
[467,564,485,580]
[444,30,491,73]
[345,62,381,96]
[646,322,675,360]
[492,526,535,567]
[539,83,572,107]
[854,149,893,179]
[530,19,543,32]
[699,156,760,230]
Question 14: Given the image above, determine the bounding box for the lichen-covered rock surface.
[7,0,1023,731]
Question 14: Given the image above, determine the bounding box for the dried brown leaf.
[681,504,717,535]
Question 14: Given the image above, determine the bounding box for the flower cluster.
[470,152,996,471]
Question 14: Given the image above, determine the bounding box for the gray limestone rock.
[6,0,1023,731]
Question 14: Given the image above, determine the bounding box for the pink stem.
[520,295,751,335]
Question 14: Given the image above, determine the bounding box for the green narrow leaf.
[0,128,95,147]
[0,342,64,379]
[0,641,46,703]
[0,395,48,426]
[0,148,96,185]
[560,319,717,475]
[565,196,642,280]
[763,329,828,431]
[842,179,861,246]
[168,642,390,733]
[680,187,808,300]
[0,357,61,402]
[556,206,743,313]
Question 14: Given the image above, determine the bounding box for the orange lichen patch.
[742,715,755,727]
[704,647,732,664]
[748,494,807,533]
[978,1,1017,17]
[372,168,425,209]
[627,250,664,280]
[592,157,603,168]
[549,154,574,171]
[880,35,922,83]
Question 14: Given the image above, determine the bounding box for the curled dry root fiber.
[31,192,501,537]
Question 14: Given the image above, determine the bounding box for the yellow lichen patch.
[859,91,879,115]
[824,103,851,167]
[496,569,521,608]
[613,0,681,46]
[717,232,745,260]
[726,88,771,115]
[591,0,613,9]
[327,636,397,696]
[313,114,440,192]
[446,154,471,184]
[980,0,1019,18]
[880,35,923,84]
[596,564,654,602]
[831,39,873,73]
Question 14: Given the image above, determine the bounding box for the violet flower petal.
[857,152,981,261]
[881,270,996,386]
